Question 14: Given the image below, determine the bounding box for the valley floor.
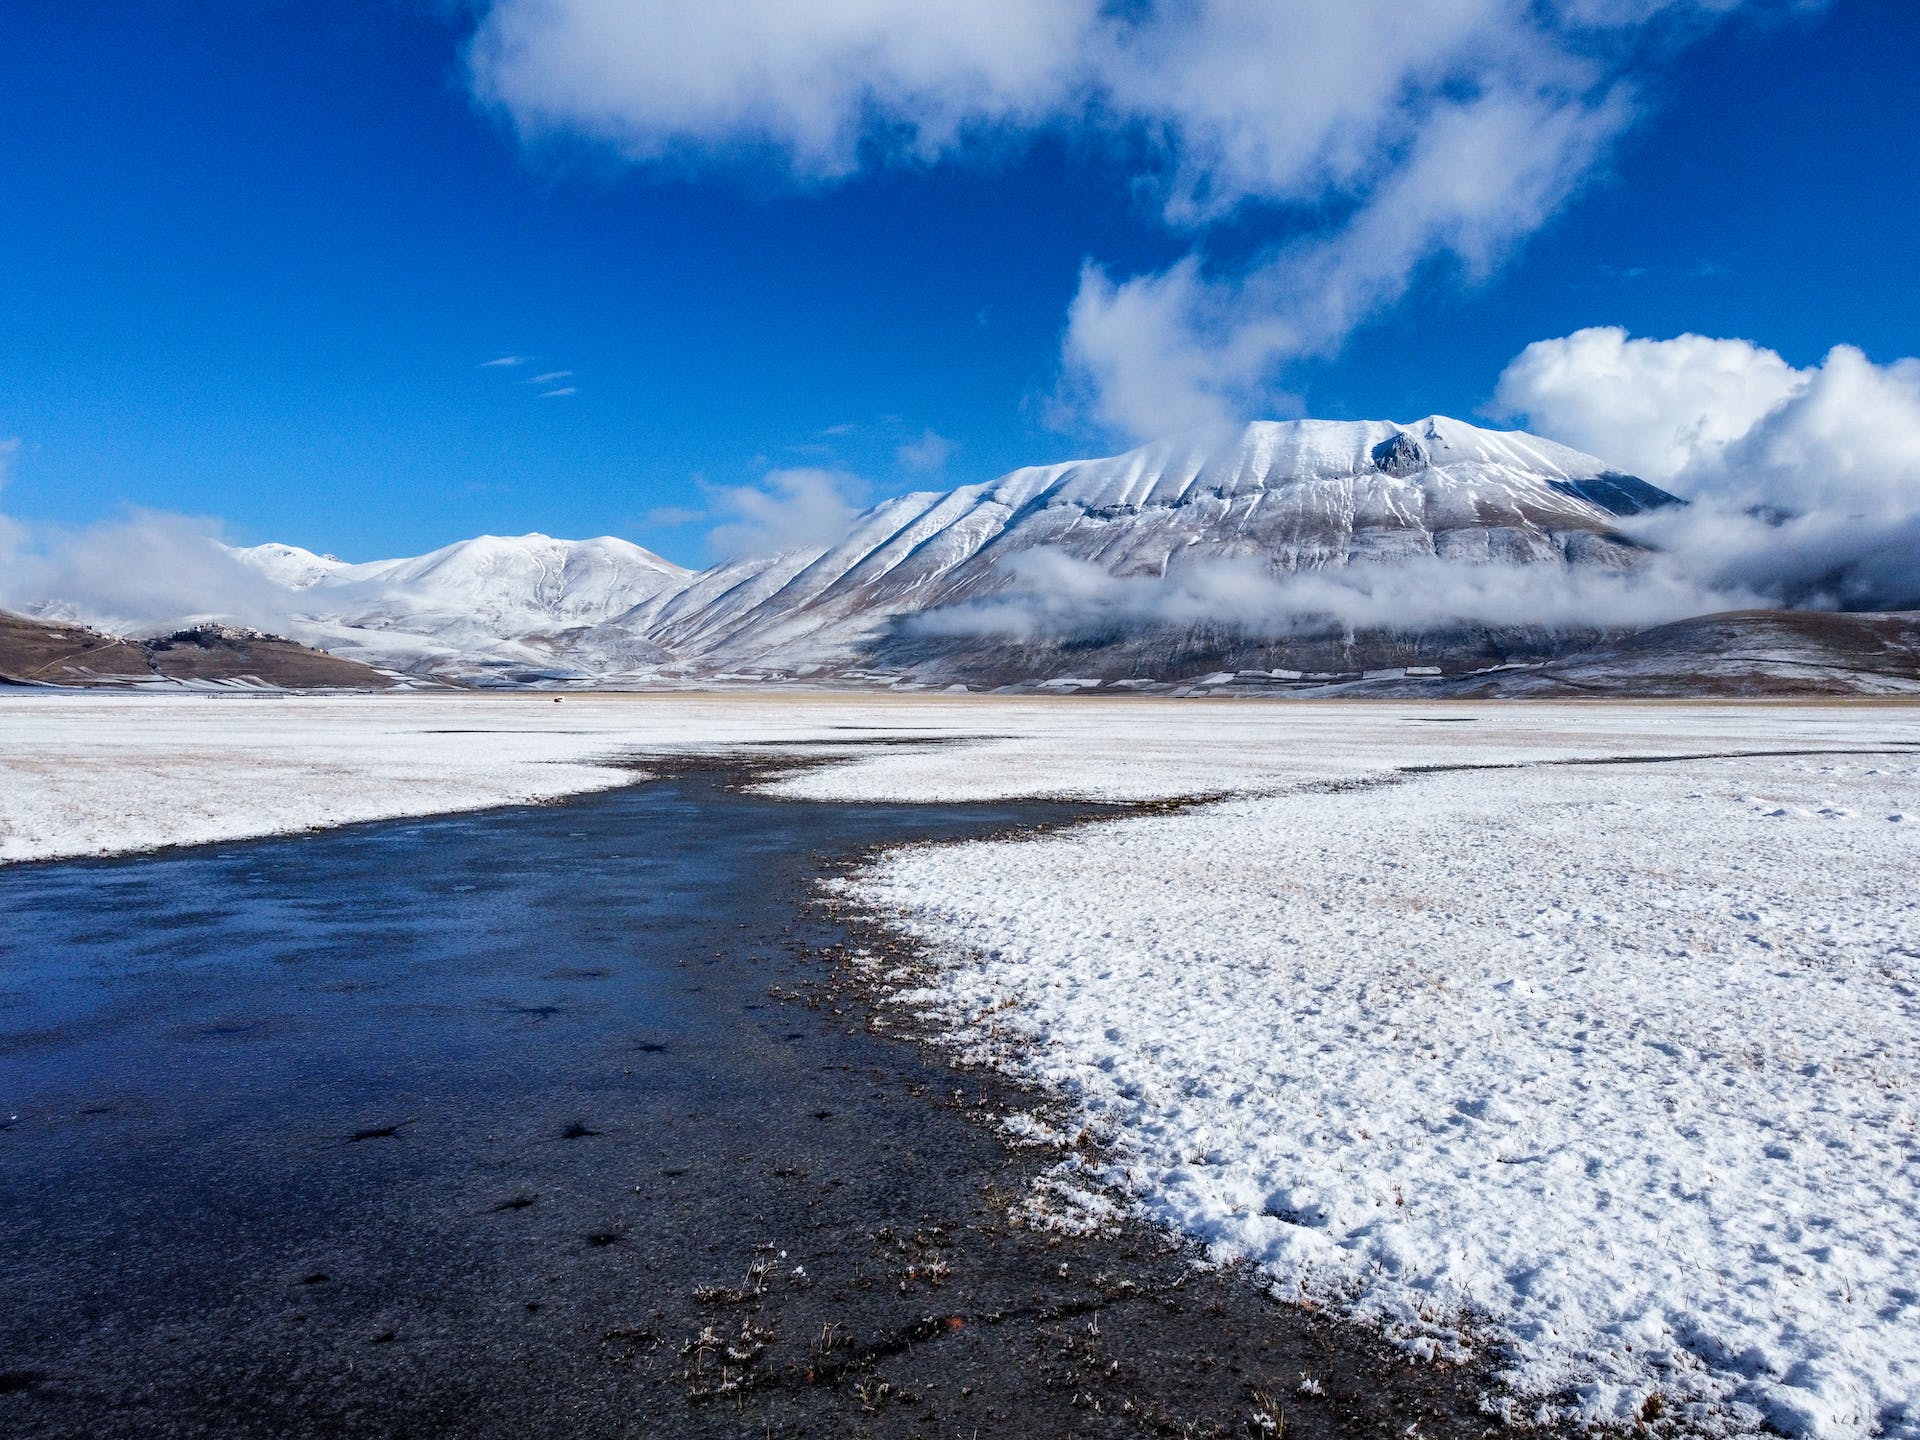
[3,692,1917,1437]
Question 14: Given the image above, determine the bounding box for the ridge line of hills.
[7,417,1919,697]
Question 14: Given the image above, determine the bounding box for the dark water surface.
[1,771,1519,1440]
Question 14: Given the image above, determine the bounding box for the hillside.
[0,612,401,690]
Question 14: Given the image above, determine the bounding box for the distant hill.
[228,533,690,685]
[1387,610,1920,699]
[214,417,1697,686]
[0,612,401,691]
[19,417,1920,697]
[632,416,1682,678]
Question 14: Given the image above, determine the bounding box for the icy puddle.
[0,768,1542,1440]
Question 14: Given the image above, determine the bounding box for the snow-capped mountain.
[636,417,1680,678]
[229,533,691,683]
[219,418,1681,685]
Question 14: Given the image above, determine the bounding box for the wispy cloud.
[467,0,1790,442]
[912,547,1745,644]
[0,438,22,565]
[480,358,579,396]
[703,467,866,561]
[896,428,954,475]
[0,508,296,636]
[641,504,707,528]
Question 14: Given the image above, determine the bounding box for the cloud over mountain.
[1499,328,1920,608]
[0,510,295,635]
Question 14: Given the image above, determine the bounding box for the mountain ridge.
[58,415,1884,690]
[209,415,1684,684]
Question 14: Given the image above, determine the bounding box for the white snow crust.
[3,691,1917,1440]
[844,722,1920,1440]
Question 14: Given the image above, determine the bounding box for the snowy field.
[854,748,1920,1440]
[8,689,1911,863]
[2,691,1917,1438]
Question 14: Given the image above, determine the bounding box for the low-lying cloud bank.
[919,328,1920,642]
[1498,329,1920,610]
[912,548,1753,643]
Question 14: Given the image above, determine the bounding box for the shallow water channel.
[1,765,1526,1439]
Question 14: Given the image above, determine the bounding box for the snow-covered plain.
[3,691,1916,1440]
[15,690,1907,862]
[844,722,1920,1440]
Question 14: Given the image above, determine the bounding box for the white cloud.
[895,428,953,474]
[1493,326,1803,482]
[0,510,295,636]
[640,503,707,529]
[530,369,573,384]
[704,467,867,560]
[914,546,1744,641]
[470,0,1097,178]
[1062,86,1633,437]
[1498,329,1920,608]
[467,0,1783,440]
[539,386,577,398]
[480,354,527,367]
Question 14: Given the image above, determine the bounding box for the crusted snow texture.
[850,746,1920,1440]
[7,693,1918,1440]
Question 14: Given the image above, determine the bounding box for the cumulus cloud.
[1061,87,1630,435]
[0,509,296,635]
[1493,326,1803,481]
[704,467,867,560]
[1499,329,1920,608]
[470,0,1095,178]
[468,0,1783,440]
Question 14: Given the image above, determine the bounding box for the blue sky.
[0,0,1913,566]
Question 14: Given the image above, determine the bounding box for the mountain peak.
[217,415,1678,686]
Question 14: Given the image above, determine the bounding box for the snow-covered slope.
[639,417,1678,676]
[215,419,1682,685]
[232,542,353,590]
[228,533,692,684]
